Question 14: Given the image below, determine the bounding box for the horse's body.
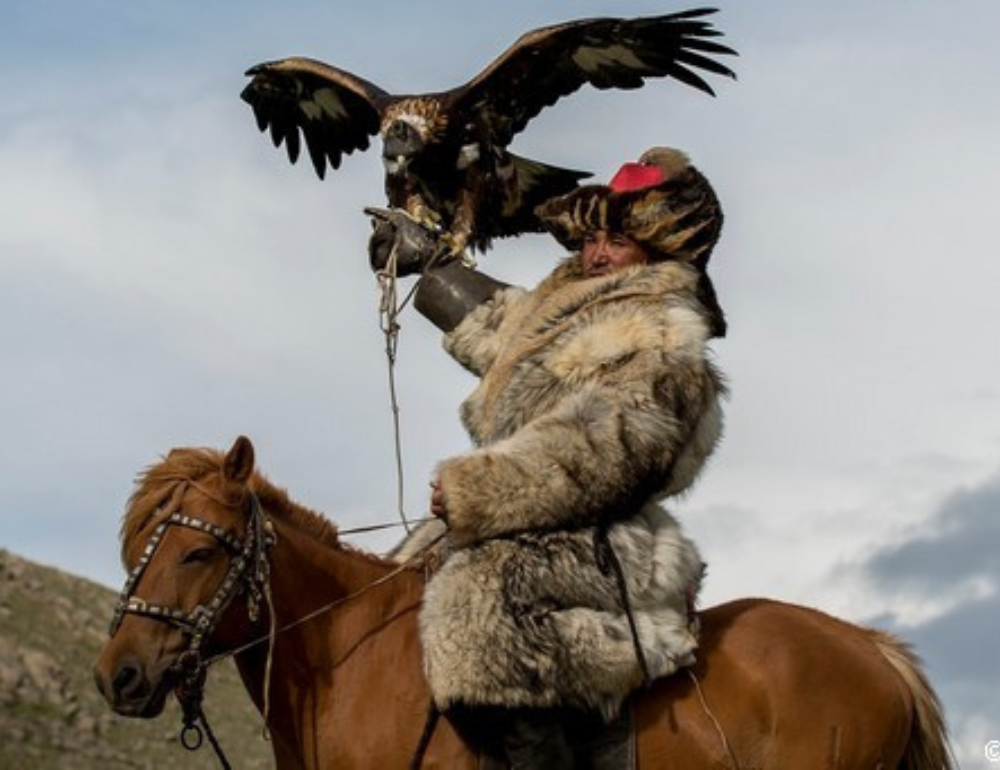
[94,438,953,768]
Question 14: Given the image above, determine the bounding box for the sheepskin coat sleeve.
[438,257,724,548]
[441,285,530,377]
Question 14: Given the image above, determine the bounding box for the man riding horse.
[370,146,727,768]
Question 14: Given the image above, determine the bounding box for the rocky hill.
[0,547,273,769]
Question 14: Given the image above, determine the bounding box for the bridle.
[108,485,276,768]
[108,480,435,768]
[110,487,275,648]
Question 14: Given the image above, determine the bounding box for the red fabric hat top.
[608,162,667,192]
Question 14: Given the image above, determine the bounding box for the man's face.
[581,230,650,277]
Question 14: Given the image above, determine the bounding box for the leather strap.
[415,262,508,332]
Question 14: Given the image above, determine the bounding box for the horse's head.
[94,436,271,718]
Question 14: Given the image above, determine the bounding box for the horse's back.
[637,598,915,768]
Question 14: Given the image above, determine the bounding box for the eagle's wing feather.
[456,9,736,146]
[241,57,390,179]
[492,154,592,240]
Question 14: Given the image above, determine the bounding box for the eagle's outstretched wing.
[241,58,390,179]
[455,8,736,147]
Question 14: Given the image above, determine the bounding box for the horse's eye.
[181,547,216,565]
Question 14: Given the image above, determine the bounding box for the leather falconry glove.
[366,206,444,276]
[366,207,507,332]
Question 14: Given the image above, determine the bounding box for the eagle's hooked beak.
[382,120,424,175]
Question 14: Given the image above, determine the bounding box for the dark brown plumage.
[241,8,736,254]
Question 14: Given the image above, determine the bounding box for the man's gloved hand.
[366,207,442,276]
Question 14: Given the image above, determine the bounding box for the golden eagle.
[241,8,736,255]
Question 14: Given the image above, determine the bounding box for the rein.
[204,527,442,666]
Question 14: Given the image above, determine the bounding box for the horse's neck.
[235,517,427,765]
[263,517,422,649]
[274,522,391,601]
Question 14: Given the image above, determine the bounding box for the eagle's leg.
[439,230,476,268]
[440,189,478,268]
[399,195,466,269]
[383,200,437,246]
[404,194,442,232]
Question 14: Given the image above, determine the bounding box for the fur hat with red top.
[536,147,723,269]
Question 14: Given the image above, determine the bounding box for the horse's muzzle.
[93,653,175,718]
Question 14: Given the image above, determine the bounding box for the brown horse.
[94,437,953,769]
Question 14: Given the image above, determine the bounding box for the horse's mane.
[121,446,346,565]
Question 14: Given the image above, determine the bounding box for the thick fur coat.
[411,255,725,718]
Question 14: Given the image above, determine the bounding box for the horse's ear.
[223,435,255,485]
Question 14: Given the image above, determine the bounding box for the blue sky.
[2,1,999,763]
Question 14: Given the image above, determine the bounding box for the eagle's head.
[382,119,425,177]
[381,100,448,177]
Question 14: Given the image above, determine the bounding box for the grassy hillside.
[0,547,273,769]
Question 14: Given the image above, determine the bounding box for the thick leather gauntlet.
[415,262,508,332]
